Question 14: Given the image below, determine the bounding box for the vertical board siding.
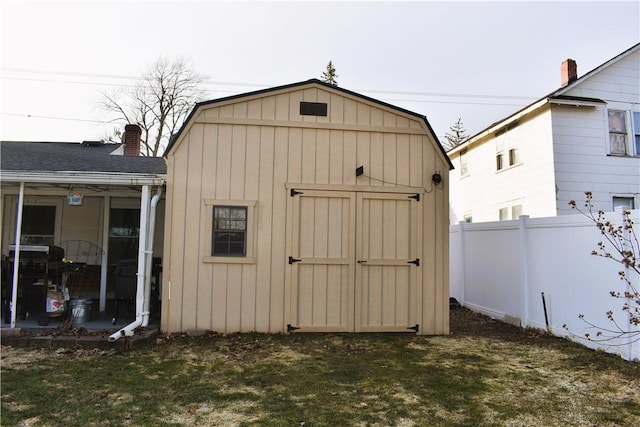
[164,84,449,334]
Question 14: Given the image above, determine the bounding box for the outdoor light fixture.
[431,172,442,184]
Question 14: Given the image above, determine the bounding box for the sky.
[1,0,639,145]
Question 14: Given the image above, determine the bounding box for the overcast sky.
[1,0,639,144]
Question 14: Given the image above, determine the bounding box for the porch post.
[10,182,25,328]
[99,195,110,312]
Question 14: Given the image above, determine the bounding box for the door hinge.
[289,256,302,264]
[408,193,420,201]
[287,324,300,333]
[290,189,303,197]
[407,324,419,333]
[407,258,420,266]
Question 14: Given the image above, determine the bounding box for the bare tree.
[443,118,469,151]
[101,57,205,156]
[321,61,339,86]
[565,191,640,344]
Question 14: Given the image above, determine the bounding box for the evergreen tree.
[444,118,469,151]
[321,61,339,86]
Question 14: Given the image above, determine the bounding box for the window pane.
[509,148,519,166]
[110,209,140,237]
[213,206,247,256]
[613,197,635,210]
[499,207,509,221]
[20,205,56,245]
[496,154,503,170]
[512,204,522,219]
[610,134,627,155]
[608,111,626,133]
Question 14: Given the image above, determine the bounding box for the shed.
[162,79,453,335]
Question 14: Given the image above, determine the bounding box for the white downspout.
[109,185,151,342]
[10,182,25,328]
[142,187,162,327]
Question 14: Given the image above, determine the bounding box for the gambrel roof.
[166,78,453,169]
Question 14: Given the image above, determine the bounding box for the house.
[0,125,166,335]
[448,43,640,223]
[162,79,453,335]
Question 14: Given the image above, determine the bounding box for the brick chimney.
[561,58,578,87]
[123,124,142,156]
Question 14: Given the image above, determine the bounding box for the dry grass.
[2,308,639,426]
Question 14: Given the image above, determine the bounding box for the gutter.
[109,186,163,342]
[0,171,165,186]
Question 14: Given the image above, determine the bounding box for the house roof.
[0,140,166,185]
[165,78,454,169]
[449,42,640,155]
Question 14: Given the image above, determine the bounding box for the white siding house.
[448,43,640,223]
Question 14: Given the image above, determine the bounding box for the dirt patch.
[450,306,559,343]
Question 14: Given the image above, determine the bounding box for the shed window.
[204,200,256,264]
[213,206,247,256]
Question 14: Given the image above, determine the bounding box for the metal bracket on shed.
[407,258,420,266]
[408,194,420,201]
[290,189,303,197]
[407,324,419,333]
[287,324,300,333]
[289,256,302,264]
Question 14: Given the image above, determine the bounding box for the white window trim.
[203,199,257,264]
[606,108,638,157]
[632,111,640,156]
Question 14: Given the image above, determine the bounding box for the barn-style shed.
[162,79,453,335]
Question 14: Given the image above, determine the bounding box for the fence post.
[458,221,467,306]
[519,215,530,328]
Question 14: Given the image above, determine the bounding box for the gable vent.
[300,101,328,116]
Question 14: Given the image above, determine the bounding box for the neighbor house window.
[496,153,504,171]
[633,112,640,156]
[464,215,473,223]
[212,206,247,256]
[499,207,509,221]
[613,196,635,210]
[204,200,256,264]
[608,110,627,155]
[460,150,469,176]
[512,204,522,219]
[508,148,519,166]
[20,205,56,245]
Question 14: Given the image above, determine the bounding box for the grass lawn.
[2,308,639,426]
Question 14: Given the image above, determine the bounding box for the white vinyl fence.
[450,209,640,361]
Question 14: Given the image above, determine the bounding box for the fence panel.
[450,210,640,361]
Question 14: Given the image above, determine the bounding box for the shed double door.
[289,190,421,333]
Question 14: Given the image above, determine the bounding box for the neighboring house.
[162,79,453,335]
[448,43,640,224]
[0,125,166,331]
